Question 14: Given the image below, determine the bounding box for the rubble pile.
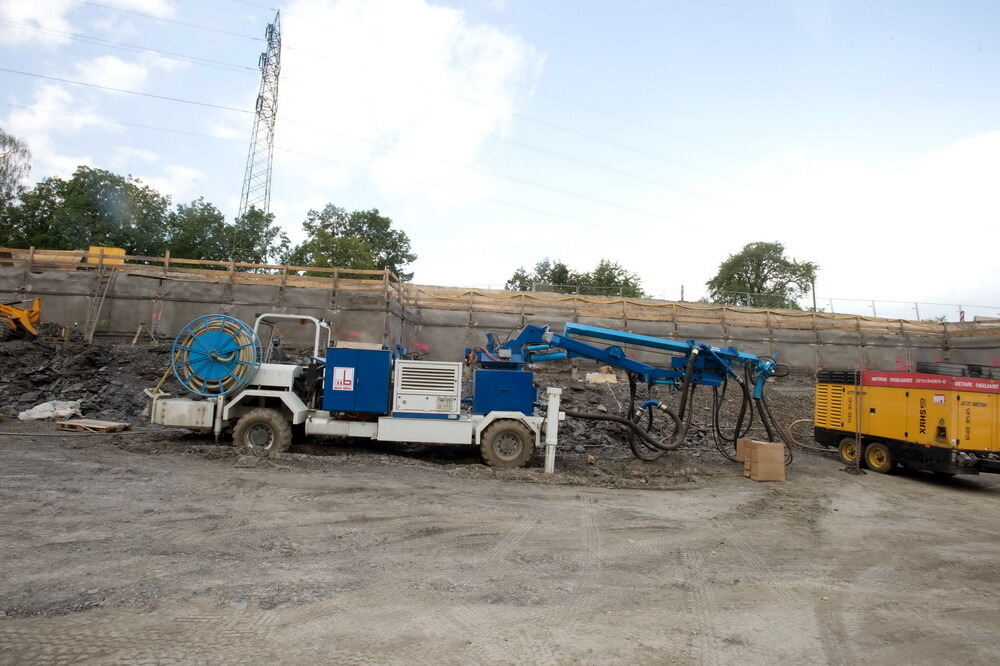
[531,365,816,460]
[0,341,174,420]
[0,339,817,467]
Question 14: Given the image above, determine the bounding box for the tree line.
[0,128,417,279]
[2,127,819,306]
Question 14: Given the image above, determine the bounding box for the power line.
[0,67,251,114]
[225,0,279,10]
[0,19,256,73]
[0,102,648,232]
[280,64,756,188]
[72,0,763,187]
[1,64,684,222]
[279,120,683,222]
[0,101,242,142]
[487,135,735,206]
[77,0,263,41]
[76,0,766,184]
[269,9,775,171]
[452,62,776,169]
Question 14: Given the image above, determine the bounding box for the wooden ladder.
[84,268,114,342]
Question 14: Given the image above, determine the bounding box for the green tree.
[285,204,416,280]
[706,241,817,309]
[228,206,290,266]
[165,198,230,261]
[0,128,31,210]
[0,166,171,255]
[505,258,644,297]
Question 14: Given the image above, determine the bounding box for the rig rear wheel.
[480,420,535,469]
[234,408,292,454]
[865,442,893,474]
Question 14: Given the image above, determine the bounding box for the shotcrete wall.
[2,266,997,371]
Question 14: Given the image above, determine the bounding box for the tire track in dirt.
[0,607,278,664]
[274,511,546,665]
[679,549,728,666]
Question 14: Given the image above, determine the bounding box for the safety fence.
[0,246,407,301]
[404,285,997,339]
[3,246,999,341]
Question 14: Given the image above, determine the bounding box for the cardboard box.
[749,441,785,482]
[736,437,751,462]
[740,439,785,481]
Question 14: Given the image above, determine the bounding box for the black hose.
[676,350,699,421]
[625,373,665,461]
[711,372,752,461]
[563,408,684,452]
[759,392,794,465]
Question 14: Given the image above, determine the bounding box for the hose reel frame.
[171,314,262,397]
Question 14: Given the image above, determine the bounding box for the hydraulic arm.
[469,323,790,462]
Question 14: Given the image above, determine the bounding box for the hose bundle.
[171,314,262,396]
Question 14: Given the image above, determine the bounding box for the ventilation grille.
[814,383,845,429]
[396,362,460,395]
[816,369,860,385]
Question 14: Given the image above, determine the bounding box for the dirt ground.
[2,417,1000,665]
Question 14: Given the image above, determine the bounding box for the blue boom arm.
[468,322,776,398]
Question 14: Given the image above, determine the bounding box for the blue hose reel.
[171,314,262,396]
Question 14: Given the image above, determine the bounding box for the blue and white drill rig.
[148,313,788,470]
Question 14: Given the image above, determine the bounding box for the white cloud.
[2,84,105,178]
[0,0,175,46]
[73,55,150,91]
[0,0,75,45]
[626,131,1000,313]
[143,164,207,202]
[208,122,245,141]
[276,0,543,211]
[102,0,176,17]
[110,146,160,169]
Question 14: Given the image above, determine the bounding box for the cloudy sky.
[2,0,998,320]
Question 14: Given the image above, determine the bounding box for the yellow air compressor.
[813,369,1000,475]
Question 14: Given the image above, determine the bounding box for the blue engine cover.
[323,348,392,414]
[473,369,536,415]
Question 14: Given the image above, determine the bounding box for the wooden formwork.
[3,246,997,341]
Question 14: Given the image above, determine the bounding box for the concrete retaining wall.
[2,266,997,372]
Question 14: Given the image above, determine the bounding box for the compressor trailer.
[148,312,786,470]
[814,369,1000,475]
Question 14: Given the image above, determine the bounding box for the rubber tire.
[0,321,12,341]
[234,407,293,454]
[480,419,535,469]
[865,442,893,474]
[838,437,861,466]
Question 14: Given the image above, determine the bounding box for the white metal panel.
[376,416,474,444]
[250,363,301,389]
[392,360,462,415]
[473,412,544,445]
[305,415,378,438]
[223,389,310,424]
[152,398,215,429]
[334,341,383,350]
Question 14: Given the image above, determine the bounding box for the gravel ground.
[3,341,999,663]
[1,420,999,664]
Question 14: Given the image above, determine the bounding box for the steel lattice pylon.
[238,11,281,220]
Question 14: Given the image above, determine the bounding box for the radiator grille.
[397,363,460,395]
[814,383,845,429]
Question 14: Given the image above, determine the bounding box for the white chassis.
[149,313,565,472]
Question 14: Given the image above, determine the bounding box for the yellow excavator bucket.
[0,298,41,339]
